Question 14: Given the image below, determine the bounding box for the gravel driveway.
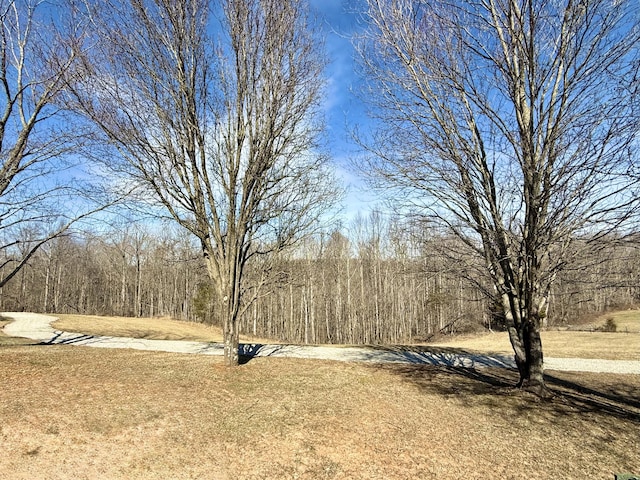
[2,312,639,374]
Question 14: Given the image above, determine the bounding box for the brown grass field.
[52,314,274,344]
[430,310,640,361]
[1,313,639,479]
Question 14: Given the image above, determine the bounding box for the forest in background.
[3,212,638,345]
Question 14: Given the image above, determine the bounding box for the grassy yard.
[581,310,640,333]
[1,313,640,478]
[430,310,640,361]
[52,314,274,344]
[1,338,638,479]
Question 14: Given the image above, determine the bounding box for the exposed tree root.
[517,379,554,399]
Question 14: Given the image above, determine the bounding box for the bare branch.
[356,0,640,393]
[69,0,339,365]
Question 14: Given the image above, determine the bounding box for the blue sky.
[311,0,365,127]
[308,0,382,220]
[53,1,379,228]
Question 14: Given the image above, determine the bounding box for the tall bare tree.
[70,0,337,365]
[357,0,640,394]
[0,0,111,289]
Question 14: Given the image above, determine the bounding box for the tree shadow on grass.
[377,362,640,424]
[543,371,640,419]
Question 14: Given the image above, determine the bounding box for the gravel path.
[2,312,639,374]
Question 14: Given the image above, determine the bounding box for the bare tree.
[0,0,115,290]
[357,0,640,394]
[70,0,337,365]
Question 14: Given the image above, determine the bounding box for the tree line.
[3,214,639,345]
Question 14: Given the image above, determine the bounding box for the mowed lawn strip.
[0,342,638,479]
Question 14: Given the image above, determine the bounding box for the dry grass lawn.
[431,310,640,361]
[581,310,640,333]
[52,314,273,344]
[1,338,638,480]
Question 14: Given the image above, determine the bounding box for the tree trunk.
[120,252,127,316]
[209,247,244,367]
[135,253,142,317]
[43,261,51,313]
[506,302,548,396]
[522,322,545,393]
[223,302,240,366]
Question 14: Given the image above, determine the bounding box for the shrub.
[602,317,617,332]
